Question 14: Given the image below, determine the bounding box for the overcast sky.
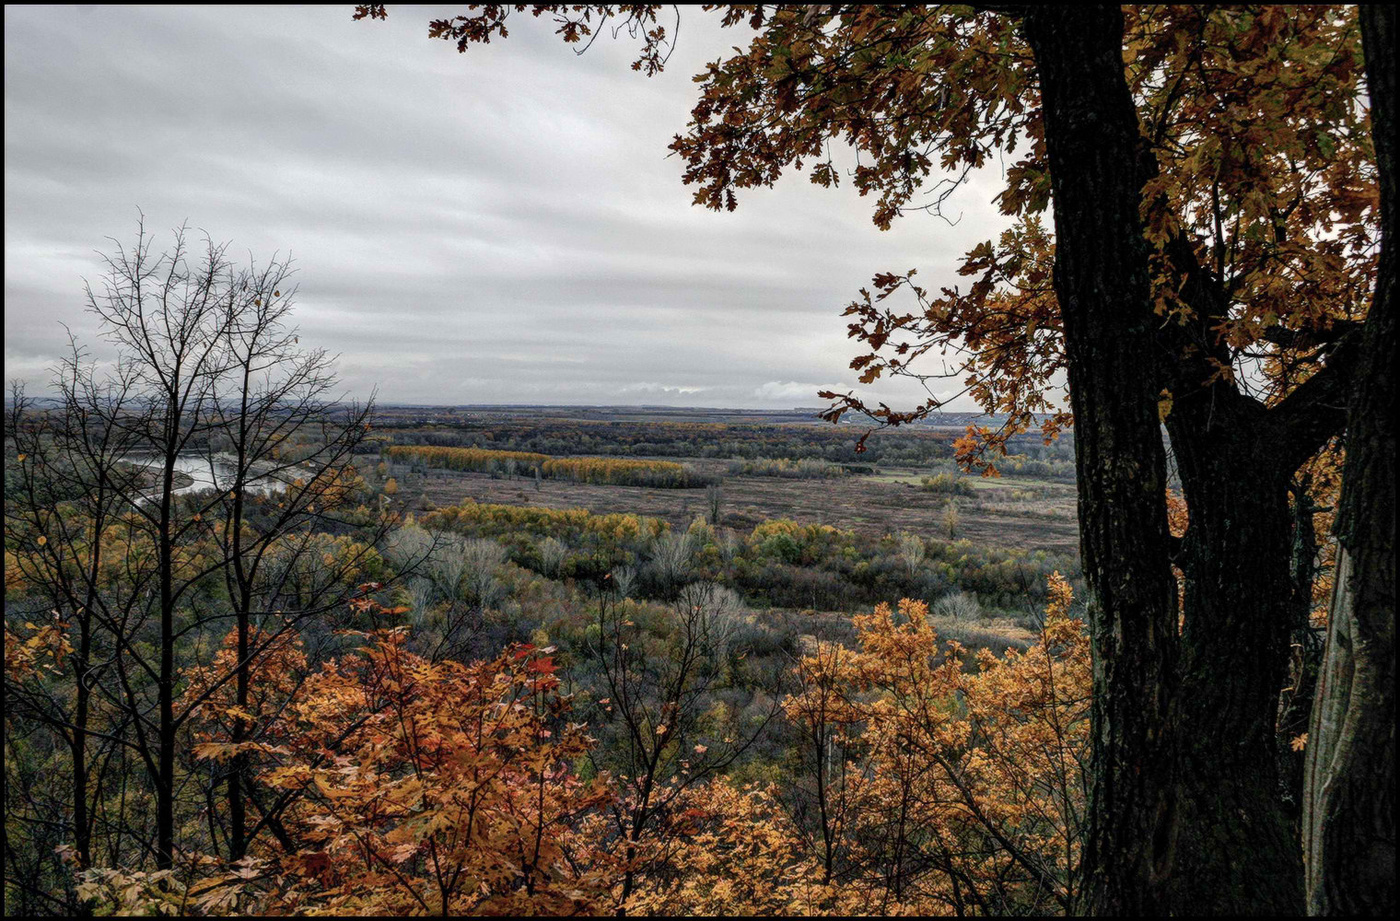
[5,5,1014,409]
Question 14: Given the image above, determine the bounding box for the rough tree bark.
[1146,132,1372,910]
[1304,5,1397,915]
[1020,7,1180,914]
[1166,389,1305,913]
[1279,473,1324,837]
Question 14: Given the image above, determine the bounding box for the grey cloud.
[5,4,1012,409]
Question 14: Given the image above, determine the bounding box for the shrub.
[934,589,982,621]
[920,472,976,496]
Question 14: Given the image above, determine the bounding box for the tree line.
[385,443,712,488]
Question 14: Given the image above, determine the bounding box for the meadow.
[371,405,1081,630]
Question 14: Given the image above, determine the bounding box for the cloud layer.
[4,6,1011,408]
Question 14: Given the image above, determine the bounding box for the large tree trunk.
[1021,7,1180,914]
[1304,5,1397,915]
[1166,393,1305,913]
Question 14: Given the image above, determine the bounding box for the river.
[119,454,296,502]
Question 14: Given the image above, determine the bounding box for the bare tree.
[461,537,508,609]
[610,565,638,600]
[5,217,392,880]
[537,536,568,578]
[6,368,148,892]
[716,529,741,568]
[385,527,490,663]
[897,531,926,577]
[647,530,695,599]
[704,482,723,526]
[199,251,381,860]
[74,218,236,871]
[583,582,777,913]
[934,590,982,623]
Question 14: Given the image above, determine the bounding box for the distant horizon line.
[0,395,1027,419]
[367,402,1013,415]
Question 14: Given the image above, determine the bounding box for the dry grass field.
[408,459,1080,556]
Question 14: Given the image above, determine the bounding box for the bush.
[934,590,982,621]
[920,472,976,497]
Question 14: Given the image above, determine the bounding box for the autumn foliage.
[542,456,696,488]
[780,575,1088,914]
[420,499,665,544]
[186,618,613,915]
[23,572,1088,916]
[385,444,551,474]
[385,444,705,488]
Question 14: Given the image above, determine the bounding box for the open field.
[372,406,1081,556]
[404,461,1080,556]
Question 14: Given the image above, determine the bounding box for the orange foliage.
[181,627,309,757]
[3,617,72,684]
[780,575,1089,914]
[176,578,1089,916]
[628,781,840,916]
[194,624,613,915]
